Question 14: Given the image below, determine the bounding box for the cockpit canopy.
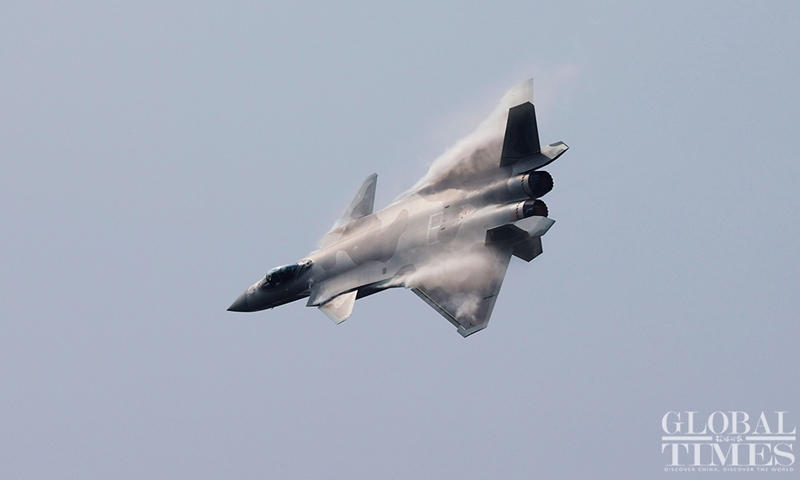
[260,260,312,289]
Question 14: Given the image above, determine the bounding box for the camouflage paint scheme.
[228,79,568,337]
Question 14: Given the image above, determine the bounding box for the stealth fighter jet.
[228,79,568,337]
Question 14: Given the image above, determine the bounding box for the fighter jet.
[228,79,568,337]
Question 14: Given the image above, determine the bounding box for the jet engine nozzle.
[522,199,548,218]
[523,171,553,198]
[506,170,553,200]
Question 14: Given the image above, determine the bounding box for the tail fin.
[500,97,569,174]
[334,173,377,228]
[500,102,541,167]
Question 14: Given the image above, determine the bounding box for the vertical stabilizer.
[500,102,541,166]
[334,174,377,228]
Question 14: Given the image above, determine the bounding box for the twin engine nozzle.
[503,170,553,220]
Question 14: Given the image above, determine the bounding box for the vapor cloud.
[402,80,534,196]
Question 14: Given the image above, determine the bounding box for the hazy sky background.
[2,1,798,478]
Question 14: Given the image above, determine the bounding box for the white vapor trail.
[401,79,534,197]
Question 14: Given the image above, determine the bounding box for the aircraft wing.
[410,243,514,337]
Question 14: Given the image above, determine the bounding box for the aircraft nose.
[227,291,250,312]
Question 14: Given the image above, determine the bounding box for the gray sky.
[1,1,798,478]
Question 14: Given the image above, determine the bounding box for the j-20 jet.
[228,79,568,337]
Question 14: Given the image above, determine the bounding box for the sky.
[1,1,799,478]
